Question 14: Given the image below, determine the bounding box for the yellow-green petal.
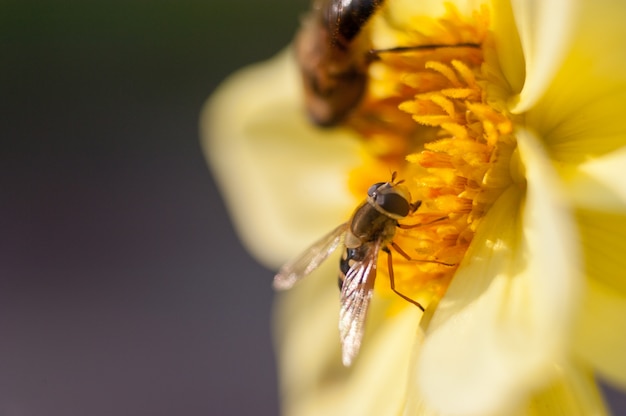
[578,147,626,207]
[573,279,626,389]
[564,147,626,211]
[507,0,579,113]
[374,0,491,51]
[528,88,626,164]
[384,0,449,29]
[403,361,608,415]
[527,362,609,416]
[414,129,581,416]
[524,0,626,162]
[560,148,626,213]
[274,261,420,416]
[577,208,626,296]
[573,209,626,387]
[489,0,525,97]
[201,50,361,268]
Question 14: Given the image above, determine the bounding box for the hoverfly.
[273,173,449,366]
[295,0,480,126]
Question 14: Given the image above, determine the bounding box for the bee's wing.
[273,223,348,290]
[339,239,381,366]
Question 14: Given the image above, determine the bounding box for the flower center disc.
[345,5,516,309]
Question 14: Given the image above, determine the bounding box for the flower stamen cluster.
[345,6,516,309]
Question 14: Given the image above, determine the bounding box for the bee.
[295,0,480,126]
[273,173,448,366]
[295,0,383,126]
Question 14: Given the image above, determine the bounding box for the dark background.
[0,1,624,415]
[1,1,302,415]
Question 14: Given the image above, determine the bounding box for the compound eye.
[367,182,386,197]
[376,192,410,217]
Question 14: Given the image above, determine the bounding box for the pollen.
[346,5,515,310]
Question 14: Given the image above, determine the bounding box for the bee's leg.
[383,247,425,311]
[368,43,481,60]
[389,241,456,267]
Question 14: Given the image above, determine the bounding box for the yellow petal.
[507,0,579,113]
[374,0,491,49]
[404,359,609,415]
[576,208,626,296]
[564,147,626,212]
[383,0,487,31]
[200,50,361,268]
[527,362,610,416]
[524,0,626,162]
[528,88,626,164]
[560,162,626,387]
[489,0,525,96]
[572,208,626,388]
[274,261,420,416]
[383,0,450,28]
[573,279,626,389]
[579,147,626,208]
[414,129,581,416]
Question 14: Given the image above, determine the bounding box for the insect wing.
[273,223,347,290]
[338,239,381,366]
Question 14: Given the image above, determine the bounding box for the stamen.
[345,5,513,309]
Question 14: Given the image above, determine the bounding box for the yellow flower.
[202,0,626,415]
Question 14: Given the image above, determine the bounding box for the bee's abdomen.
[338,246,367,290]
[325,0,385,48]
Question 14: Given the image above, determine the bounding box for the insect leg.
[389,241,456,267]
[367,43,481,62]
[397,216,448,229]
[383,246,425,311]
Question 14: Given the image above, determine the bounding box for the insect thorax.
[347,200,398,247]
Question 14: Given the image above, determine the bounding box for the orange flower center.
[345,5,516,309]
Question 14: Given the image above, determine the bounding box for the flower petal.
[559,148,626,387]
[564,146,626,212]
[274,262,420,416]
[414,128,581,416]
[571,207,626,388]
[577,147,626,208]
[573,279,626,390]
[524,0,626,162]
[375,0,491,49]
[576,208,626,296]
[404,361,609,415]
[507,0,579,113]
[383,0,487,29]
[528,88,626,164]
[489,0,525,96]
[200,50,362,268]
[384,0,450,27]
[527,362,610,416]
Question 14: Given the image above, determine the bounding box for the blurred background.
[1,0,303,415]
[1,1,625,415]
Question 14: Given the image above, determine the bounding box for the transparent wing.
[273,223,347,290]
[338,239,381,366]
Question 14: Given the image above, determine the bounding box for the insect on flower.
[296,0,480,126]
[273,173,452,366]
[295,0,384,126]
